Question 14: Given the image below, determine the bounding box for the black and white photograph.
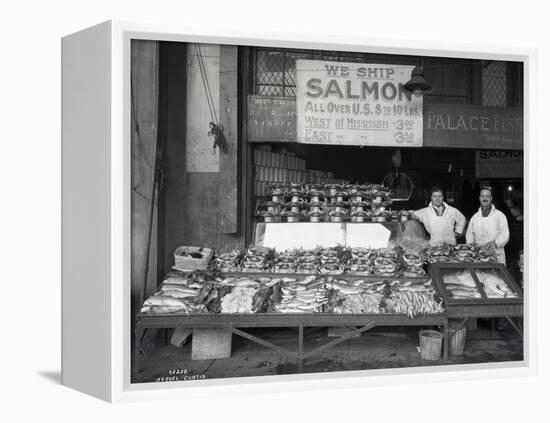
[130,40,525,384]
[6,0,550,416]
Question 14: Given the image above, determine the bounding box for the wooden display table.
[135,312,449,371]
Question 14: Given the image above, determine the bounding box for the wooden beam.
[301,322,376,359]
[157,42,188,278]
[218,45,239,233]
[131,40,160,311]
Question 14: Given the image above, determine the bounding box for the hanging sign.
[475,150,523,178]
[247,96,297,142]
[295,60,423,147]
[424,104,523,150]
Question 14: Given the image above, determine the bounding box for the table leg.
[443,322,449,361]
[504,316,523,337]
[298,324,304,370]
[134,325,146,373]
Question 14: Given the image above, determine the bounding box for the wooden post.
[218,45,240,233]
[157,42,188,277]
[130,40,159,317]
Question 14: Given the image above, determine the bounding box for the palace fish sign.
[424,104,523,150]
[295,60,423,147]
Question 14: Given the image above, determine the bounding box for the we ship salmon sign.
[295,60,423,147]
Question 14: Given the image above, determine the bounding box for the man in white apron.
[466,187,509,264]
[413,187,466,246]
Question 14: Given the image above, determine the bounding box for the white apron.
[428,213,457,246]
[473,215,506,264]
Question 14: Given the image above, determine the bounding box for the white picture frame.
[61,20,537,403]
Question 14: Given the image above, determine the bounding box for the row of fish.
[476,270,518,298]
[441,269,482,299]
[213,244,496,275]
[441,269,518,300]
[274,275,328,313]
[213,246,423,277]
[265,182,392,199]
[428,244,497,263]
[140,272,444,317]
[385,281,445,318]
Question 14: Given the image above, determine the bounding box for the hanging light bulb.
[392,148,402,169]
[403,66,433,97]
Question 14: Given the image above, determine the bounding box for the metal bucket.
[419,330,443,360]
[450,326,467,356]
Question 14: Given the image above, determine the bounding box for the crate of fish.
[429,262,523,318]
[173,246,213,271]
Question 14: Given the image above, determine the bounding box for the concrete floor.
[132,321,523,384]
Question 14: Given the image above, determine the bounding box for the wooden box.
[191,328,232,360]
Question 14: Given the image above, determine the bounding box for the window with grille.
[252,48,417,97]
[252,47,473,104]
[423,59,473,104]
[482,61,507,107]
[254,49,312,96]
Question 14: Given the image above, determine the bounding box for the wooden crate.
[430,263,523,319]
[191,328,232,360]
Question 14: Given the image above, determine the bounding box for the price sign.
[295,60,423,147]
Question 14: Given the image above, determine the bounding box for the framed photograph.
[61,21,536,402]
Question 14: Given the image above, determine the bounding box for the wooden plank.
[136,312,447,328]
[191,328,232,360]
[469,267,488,300]
[218,45,239,233]
[169,326,192,347]
[445,303,523,318]
[504,316,523,337]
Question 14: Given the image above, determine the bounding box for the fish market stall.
[135,181,522,370]
[135,243,451,370]
[135,182,457,369]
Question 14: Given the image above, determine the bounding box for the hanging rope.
[194,43,228,153]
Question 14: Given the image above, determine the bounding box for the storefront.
[130,41,524,382]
